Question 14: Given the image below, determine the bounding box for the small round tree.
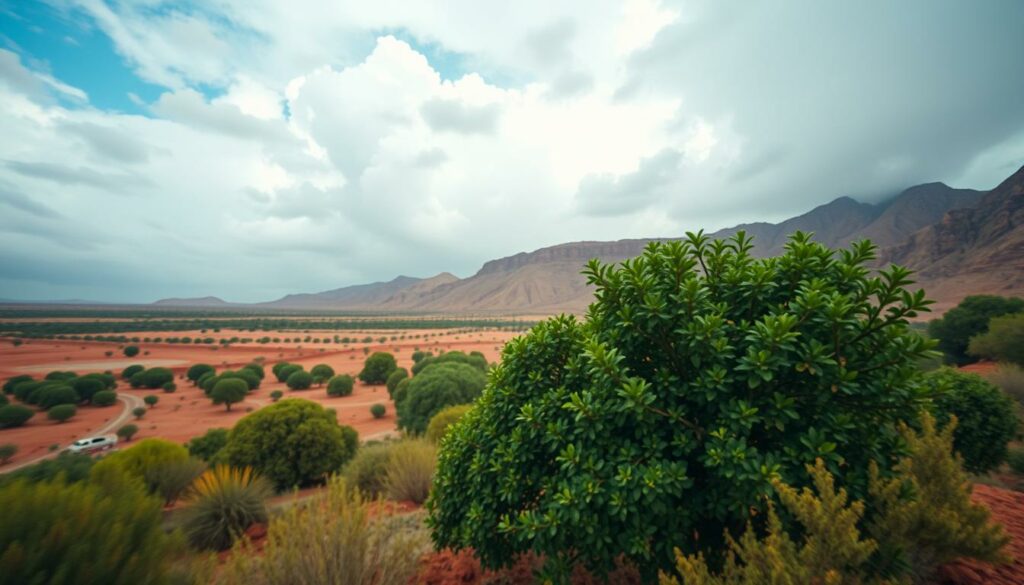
[0,404,35,428]
[72,377,105,403]
[924,368,1019,473]
[162,382,176,393]
[426,404,472,444]
[370,403,386,418]
[122,365,144,380]
[326,374,355,397]
[187,364,215,385]
[270,390,283,402]
[123,345,140,357]
[35,385,80,410]
[144,395,159,408]
[286,370,313,391]
[358,352,397,385]
[132,406,147,420]
[310,364,335,386]
[397,362,485,435]
[211,378,248,411]
[92,390,117,407]
[117,423,139,442]
[428,232,935,578]
[48,404,77,423]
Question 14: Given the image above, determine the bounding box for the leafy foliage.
[386,368,408,396]
[117,424,139,441]
[370,403,386,418]
[187,428,229,462]
[285,370,313,390]
[359,352,397,384]
[984,362,1024,405]
[429,233,935,577]
[0,451,94,486]
[3,374,33,394]
[928,295,1024,365]
[396,362,486,435]
[34,384,79,409]
[923,368,1018,473]
[72,376,106,403]
[310,364,335,385]
[92,438,191,496]
[221,399,359,489]
[122,364,144,380]
[327,374,355,397]
[187,364,216,385]
[0,404,34,428]
[47,404,77,423]
[411,350,487,375]
[182,466,272,550]
[211,378,249,411]
[92,390,117,406]
[145,394,159,407]
[425,404,472,444]
[968,313,1024,366]
[150,457,206,505]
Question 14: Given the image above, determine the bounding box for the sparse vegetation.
[133,406,147,419]
[386,439,436,505]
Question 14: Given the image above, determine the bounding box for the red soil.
[414,550,641,585]
[958,361,999,376]
[938,484,1024,585]
[0,329,518,461]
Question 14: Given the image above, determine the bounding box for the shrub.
[411,350,431,364]
[342,442,392,497]
[221,399,359,489]
[186,428,229,463]
[923,368,1018,473]
[3,374,32,394]
[359,352,397,384]
[92,438,190,493]
[144,394,159,408]
[92,390,117,407]
[397,362,485,435]
[310,364,335,385]
[48,404,77,423]
[151,457,206,505]
[1007,446,1024,475]
[137,367,174,389]
[425,404,471,444]
[242,363,265,380]
[117,423,139,442]
[45,370,76,381]
[271,361,293,380]
[285,370,313,390]
[928,295,1024,365]
[0,404,34,428]
[326,374,355,397]
[162,381,177,393]
[187,363,216,385]
[123,345,140,357]
[968,313,1024,366]
[276,364,302,383]
[411,350,487,375]
[72,376,106,403]
[35,384,80,409]
[985,363,1024,405]
[182,466,273,550]
[386,368,408,396]
[370,403,386,418]
[0,452,94,486]
[133,406,147,419]
[218,476,429,585]
[211,378,249,411]
[0,472,181,584]
[217,369,260,390]
[122,364,144,380]
[429,233,936,576]
[386,439,436,505]
[269,390,283,402]
[0,443,16,464]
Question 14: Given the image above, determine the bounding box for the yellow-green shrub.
[425,404,471,444]
[386,439,436,504]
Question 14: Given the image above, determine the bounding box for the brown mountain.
[882,164,1024,312]
[257,273,458,310]
[152,296,232,307]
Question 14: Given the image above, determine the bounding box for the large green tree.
[928,295,1024,365]
[358,352,397,384]
[428,232,935,578]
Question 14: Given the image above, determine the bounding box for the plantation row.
[0,317,535,337]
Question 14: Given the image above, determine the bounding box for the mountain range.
[156,164,1024,314]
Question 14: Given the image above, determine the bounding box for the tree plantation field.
[0,322,520,468]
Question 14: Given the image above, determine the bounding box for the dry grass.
[985,363,1024,405]
[385,439,436,505]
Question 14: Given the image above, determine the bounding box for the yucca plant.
[182,466,273,550]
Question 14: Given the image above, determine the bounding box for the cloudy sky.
[1,0,1022,303]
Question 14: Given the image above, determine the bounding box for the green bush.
[144,394,159,408]
[187,428,229,462]
[397,362,485,435]
[150,457,206,505]
[123,345,140,357]
[217,369,261,390]
[271,362,294,382]
[187,363,215,385]
[968,313,1024,366]
[122,364,144,380]
[342,442,393,497]
[72,377,106,403]
[48,404,77,423]
[276,364,302,383]
[34,384,79,409]
[269,390,283,402]
[286,370,313,390]
[91,438,190,496]
[136,367,174,389]
[359,352,397,384]
[92,390,117,407]
[984,364,1024,405]
[326,374,355,397]
[386,439,436,505]
[117,423,139,442]
[242,363,265,380]
[310,364,335,385]
[3,374,33,394]
[219,476,428,585]
[45,370,76,381]
[1007,446,1024,475]
[924,368,1018,473]
[0,443,16,464]
[386,368,408,396]
[411,350,431,364]
[0,472,182,584]
[411,350,487,375]
[183,465,273,550]
[370,403,386,418]
[0,404,34,428]
[221,399,359,490]
[928,295,1024,365]
[211,378,249,411]
[162,381,176,393]
[133,406,147,419]
[0,451,94,486]
[429,233,935,577]
[426,404,472,444]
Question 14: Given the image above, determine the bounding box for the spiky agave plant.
[182,465,273,550]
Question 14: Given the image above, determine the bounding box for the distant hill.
[152,296,232,307]
[154,167,1019,315]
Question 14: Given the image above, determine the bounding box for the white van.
[68,435,117,454]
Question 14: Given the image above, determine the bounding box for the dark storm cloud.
[576,148,681,216]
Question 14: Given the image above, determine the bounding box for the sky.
[0,1,1022,303]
